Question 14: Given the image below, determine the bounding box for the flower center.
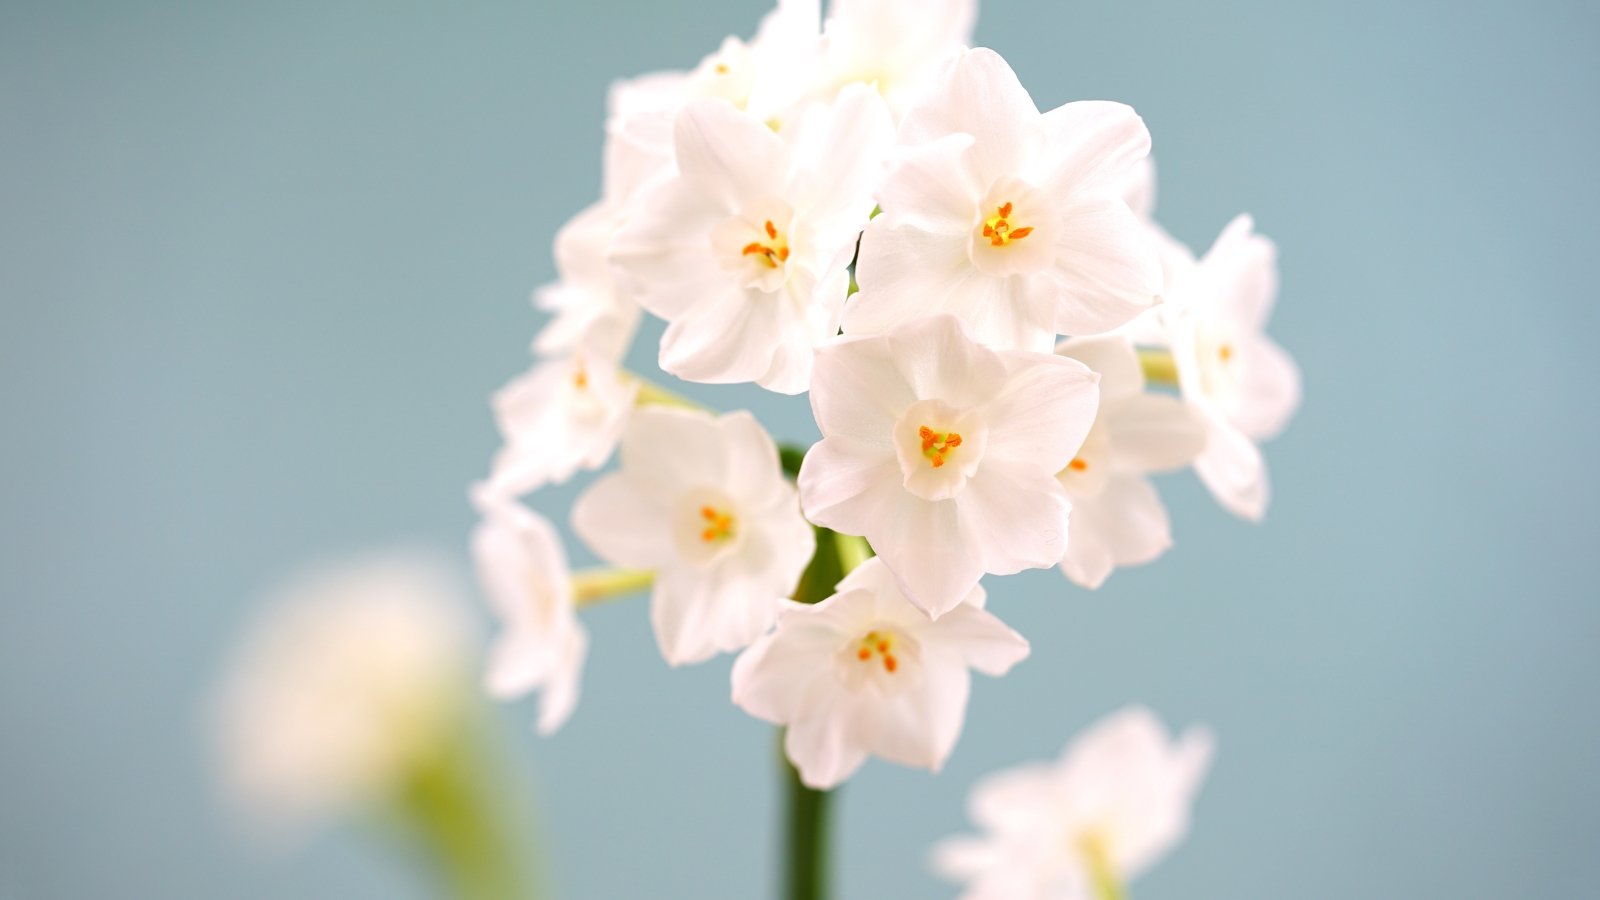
[854,629,899,674]
[919,426,963,468]
[980,202,1033,247]
[741,220,790,269]
[699,505,736,543]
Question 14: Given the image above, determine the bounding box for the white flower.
[571,407,815,665]
[1166,214,1301,521]
[1053,335,1206,589]
[732,556,1028,789]
[611,84,894,393]
[210,556,471,832]
[846,48,1162,351]
[471,489,587,736]
[487,352,638,497]
[798,314,1098,618]
[816,0,976,117]
[934,707,1214,900]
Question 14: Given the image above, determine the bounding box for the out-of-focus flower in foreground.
[732,557,1028,789]
[934,707,1213,900]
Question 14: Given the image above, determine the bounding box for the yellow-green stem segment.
[570,568,653,608]
[630,374,705,411]
[1138,348,1179,388]
[1082,834,1128,900]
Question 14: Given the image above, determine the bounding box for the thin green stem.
[570,567,652,608]
[1137,347,1179,388]
[783,751,832,900]
[629,373,706,411]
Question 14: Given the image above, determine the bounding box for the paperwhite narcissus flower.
[487,353,638,497]
[572,407,815,666]
[611,85,894,393]
[934,707,1214,900]
[847,48,1162,351]
[471,490,587,736]
[816,0,976,116]
[798,314,1099,618]
[1166,214,1302,521]
[732,557,1028,789]
[210,556,471,832]
[1053,335,1206,589]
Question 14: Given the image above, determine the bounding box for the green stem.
[629,373,705,410]
[783,751,832,900]
[1082,834,1127,900]
[1137,347,1179,388]
[397,709,540,900]
[570,567,652,608]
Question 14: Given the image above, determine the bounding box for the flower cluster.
[473,0,1298,891]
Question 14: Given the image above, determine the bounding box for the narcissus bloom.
[1053,335,1206,589]
[572,407,814,665]
[1166,214,1301,521]
[798,314,1098,618]
[612,85,894,393]
[210,556,471,832]
[815,0,976,116]
[487,353,637,497]
[471,490,587,736]
[732,557,1028,789]
[934,707,1214,900]
[847,48,1161,351]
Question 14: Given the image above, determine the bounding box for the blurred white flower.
[472,489,587,736]
[798,314,1098,618]
[847,48,1161,350]
[815,0,976,117]
[1166,214,1302,521]
[572,407,815,666]
[732,557,1028,789]
[210,556,472,833]
[934,707,1214,900]
[487,352,638,497]
[533,202,643,365]
[1053,335,1206,589]
[612,85,894,393]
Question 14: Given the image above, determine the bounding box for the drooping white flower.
[815,0,976,117]
[798,314,1099,618]
[487,352,638,497]
[611,84,894,393]
[210,556,472,832]
[732,556,1028,789]
[1053,335,1206,589]
[471,488,587,736]
[846,48,1162,351]
[571,407,814,666]
[1166,214,1301,521]
[934,707,1214,900]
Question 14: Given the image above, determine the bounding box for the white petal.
[616,407,728,499]
[717,410,791,508]
[1055,334,1144,403]
[796,436,903,528]
[900,48,1038,185]
[1196,213,1278,331]
[847,221,972,333]
[982,351,1099,471]
[1038,100,1152,196]
[808,331,919,444]
[534,626,588,735]
[1063,474,1172,589]
[570,474,675,568]
[650,562,781,667]
[610,177,727,318]
[886,314,1010,409]
[1194,417,1269,521]
[925,603,1030,677]
[870,492,986,618]
[785,83,895,222]
[1047,198,1162,334]
[658,283,796,388]
[865,653,970,772]
[957,461,1072,576]
[1107,392,1208,473]
[674,98,788,209]
[1225,334,1301,441]
[785,700,871,789]
[875,133,983,233]
[731,615,843,724]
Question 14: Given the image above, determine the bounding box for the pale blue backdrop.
[3,0,1597,897]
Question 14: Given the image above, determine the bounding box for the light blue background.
[3,0,1597,897]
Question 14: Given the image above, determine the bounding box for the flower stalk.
[1137,347,1179,387]
[629,373,705,411]
[570,567,653,608]
[1082,834,1127,900]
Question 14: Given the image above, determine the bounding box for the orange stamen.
[1069,458,1088,472]
[699,506,735,543]
[1219,344,1234,362]
[982,201,1032,247]
[882,654,897,674]
[918,425,963,468]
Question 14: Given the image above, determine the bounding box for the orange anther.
[882,654,898,673]
[1069,458,1088,472]
[764,220,778,240]
[998,202,1013,218]
[858,647,871,661]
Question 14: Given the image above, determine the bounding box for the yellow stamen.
[699,505,735,543]
[855,630,900,675]
[981,201,1033,247]
[741,219,790,268]
[918,425,963,468]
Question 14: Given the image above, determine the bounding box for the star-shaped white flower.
[471,489,587,736]
[847,47,1162,351]
[572,407,815,666]
[1166,214,1302,521]
[815,0,976,117]
[732,556,1028,789]
[798,314,1099,618]
[934,707,1214,900]
[1053,335,1206,589]
[611,84,894,393]
[487,353,638,497]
